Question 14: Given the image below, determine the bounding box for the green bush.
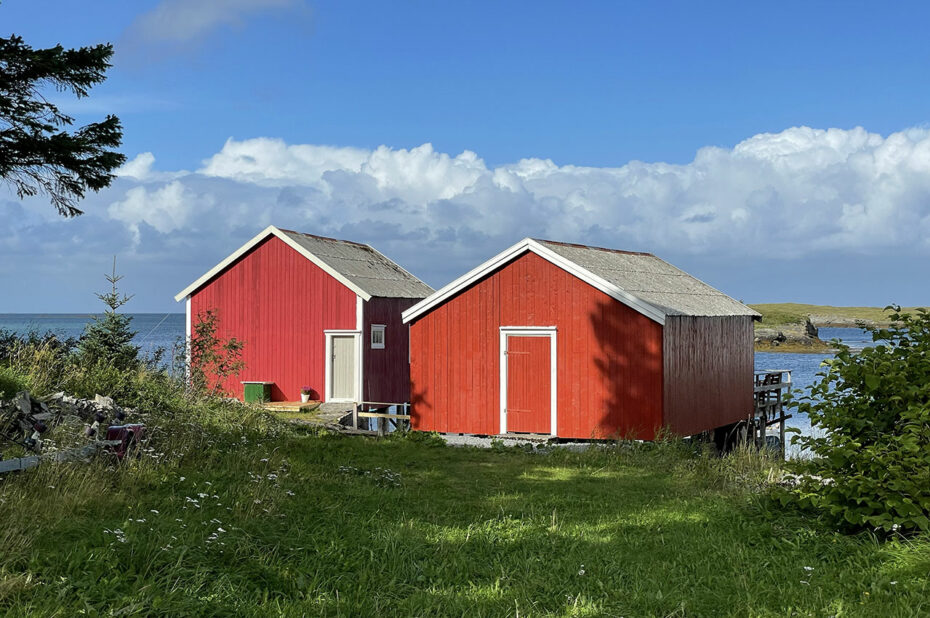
[0,366,27,398]
[783,306,930,531]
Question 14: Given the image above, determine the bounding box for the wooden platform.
[261,400,321,413]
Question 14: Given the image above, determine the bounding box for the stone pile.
[0,390,132,456]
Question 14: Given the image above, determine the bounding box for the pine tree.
[0,32,125,216]
[78,257,139,370]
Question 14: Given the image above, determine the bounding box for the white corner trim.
[173,225,373,302]
[323,330,362,403]
[499,327,558,437]
[401,238,666,325]
[356,295,364,331]
[185,296,191,341]
[185,296,192,382]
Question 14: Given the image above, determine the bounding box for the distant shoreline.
[746,303,912,354]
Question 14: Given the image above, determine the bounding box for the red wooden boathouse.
[402,238,760,440]
[175,226,432,403]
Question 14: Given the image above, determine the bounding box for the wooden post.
[378,416,387,436]
[352,404,359,430]
[779,416,786,460]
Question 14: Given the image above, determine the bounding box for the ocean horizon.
[0,313,186,359]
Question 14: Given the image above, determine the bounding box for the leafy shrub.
[180,310,245,396]
[783,306,930,531]
[0,366,27,398]
[0,328,78,364]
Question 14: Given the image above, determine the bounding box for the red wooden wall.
[190,235,357,401]
[363,297,419,404]
[662,316,755,436]
[409,251,664,439]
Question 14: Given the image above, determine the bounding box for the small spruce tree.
[78,257,139,370]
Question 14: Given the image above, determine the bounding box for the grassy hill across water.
[749,303,925,328]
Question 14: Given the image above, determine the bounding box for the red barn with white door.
[402,239,760,440]
[175,226,432,403]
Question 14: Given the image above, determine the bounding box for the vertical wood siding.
[363,297,420,403]
[662,316,755,436]
[190,236,357,401]
[409,251,664,439]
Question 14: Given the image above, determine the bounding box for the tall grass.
[1,334,929,615]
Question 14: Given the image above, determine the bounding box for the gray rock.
[94,394,115,410]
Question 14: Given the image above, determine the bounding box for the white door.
[331,335,356,400]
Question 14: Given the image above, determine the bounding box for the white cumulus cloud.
[6,124,930,311]
[114,125,930,270]
[108,181,201,241]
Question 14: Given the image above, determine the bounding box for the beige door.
[331,335,356,400]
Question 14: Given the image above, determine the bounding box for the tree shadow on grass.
[267,440,920,616]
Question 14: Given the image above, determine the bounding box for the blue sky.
[3,1,930,312]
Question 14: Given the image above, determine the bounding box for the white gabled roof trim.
[173,225,371,302]
[401,238,667,325]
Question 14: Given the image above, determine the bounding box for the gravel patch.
[441,434,592,452]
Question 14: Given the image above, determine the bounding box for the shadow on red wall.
[589,297,663,440]
[409,379,431,431]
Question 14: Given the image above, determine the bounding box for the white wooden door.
[331,335,356,400]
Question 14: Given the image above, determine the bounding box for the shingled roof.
[276,229,434,299]
[175,226,433,302]
[402,237,758,324]
[533,240,759,318]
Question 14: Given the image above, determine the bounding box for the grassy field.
[2,332,930,616]
[750,303,924,327]
[2,421,929,616]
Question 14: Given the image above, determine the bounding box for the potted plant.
[300,386,313,403]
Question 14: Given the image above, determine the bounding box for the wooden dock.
[753,369,793,457]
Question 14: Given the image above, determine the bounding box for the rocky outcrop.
[754,317,830,351]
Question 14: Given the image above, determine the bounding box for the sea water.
[755,326,875,436]
[0,313,186,360]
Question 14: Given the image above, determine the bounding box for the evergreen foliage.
[78,257,139,371]
[0,32,125,216]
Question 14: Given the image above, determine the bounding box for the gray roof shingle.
[279,229,434,299]
[535,239,759,318]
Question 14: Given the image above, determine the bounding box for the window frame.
[370,324,386,349]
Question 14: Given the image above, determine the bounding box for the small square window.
[371,324,386,349]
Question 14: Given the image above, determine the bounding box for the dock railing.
[753,369,793,458]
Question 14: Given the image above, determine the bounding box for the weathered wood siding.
[409,251,664,439]
[363,296,420,404]
[190,235,357,401]
[662,316,755,436]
